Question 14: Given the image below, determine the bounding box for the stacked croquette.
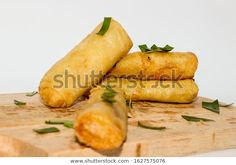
[104,51,199,103]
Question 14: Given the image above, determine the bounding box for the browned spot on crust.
[136,143,141,157]
[229,122,236,124]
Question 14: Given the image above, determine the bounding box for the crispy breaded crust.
[39,19,133,107]
[102,78,199,103]
[108,51,198,80]
[75,86,128,150]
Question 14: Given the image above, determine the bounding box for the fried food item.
[39,19,133,107]
[74,86,128,150]
[108,51,198,80]
[102,78,199,103]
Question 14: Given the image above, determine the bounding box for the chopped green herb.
[138,44,174,53]
[101,85,117,104]
[139,44,150,52]
[150,44,158,50]
[33,127,60,134]
[138,121,166,130]
[150,44,162,52]
[14,99,26,106]
[161,44,174,51]
[26,91,38,97]
[45,120,74,128]
[63,121,74,128]
[202,99,220,114]
[182,115,214,122]
[97,17,112,35]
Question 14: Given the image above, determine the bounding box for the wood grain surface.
[0,93,235,157]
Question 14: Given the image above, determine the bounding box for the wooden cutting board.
[0,93,235,157]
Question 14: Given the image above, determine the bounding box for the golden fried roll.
[108,52,198,80]
[75,86,128,150]
[102,78,199,103]
[39,19,133,107]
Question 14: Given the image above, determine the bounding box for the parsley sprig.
[101,86,117,105]
[139,44,174,53]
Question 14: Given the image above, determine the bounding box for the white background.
[0,0,236,156]
[0,158,236,165]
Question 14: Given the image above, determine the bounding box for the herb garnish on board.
[33,127,60,134]
[26,91,38,97]
[45,120,74,128]
[202,99,220,114]
[182,115,215,122]
[14,99,26,106]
